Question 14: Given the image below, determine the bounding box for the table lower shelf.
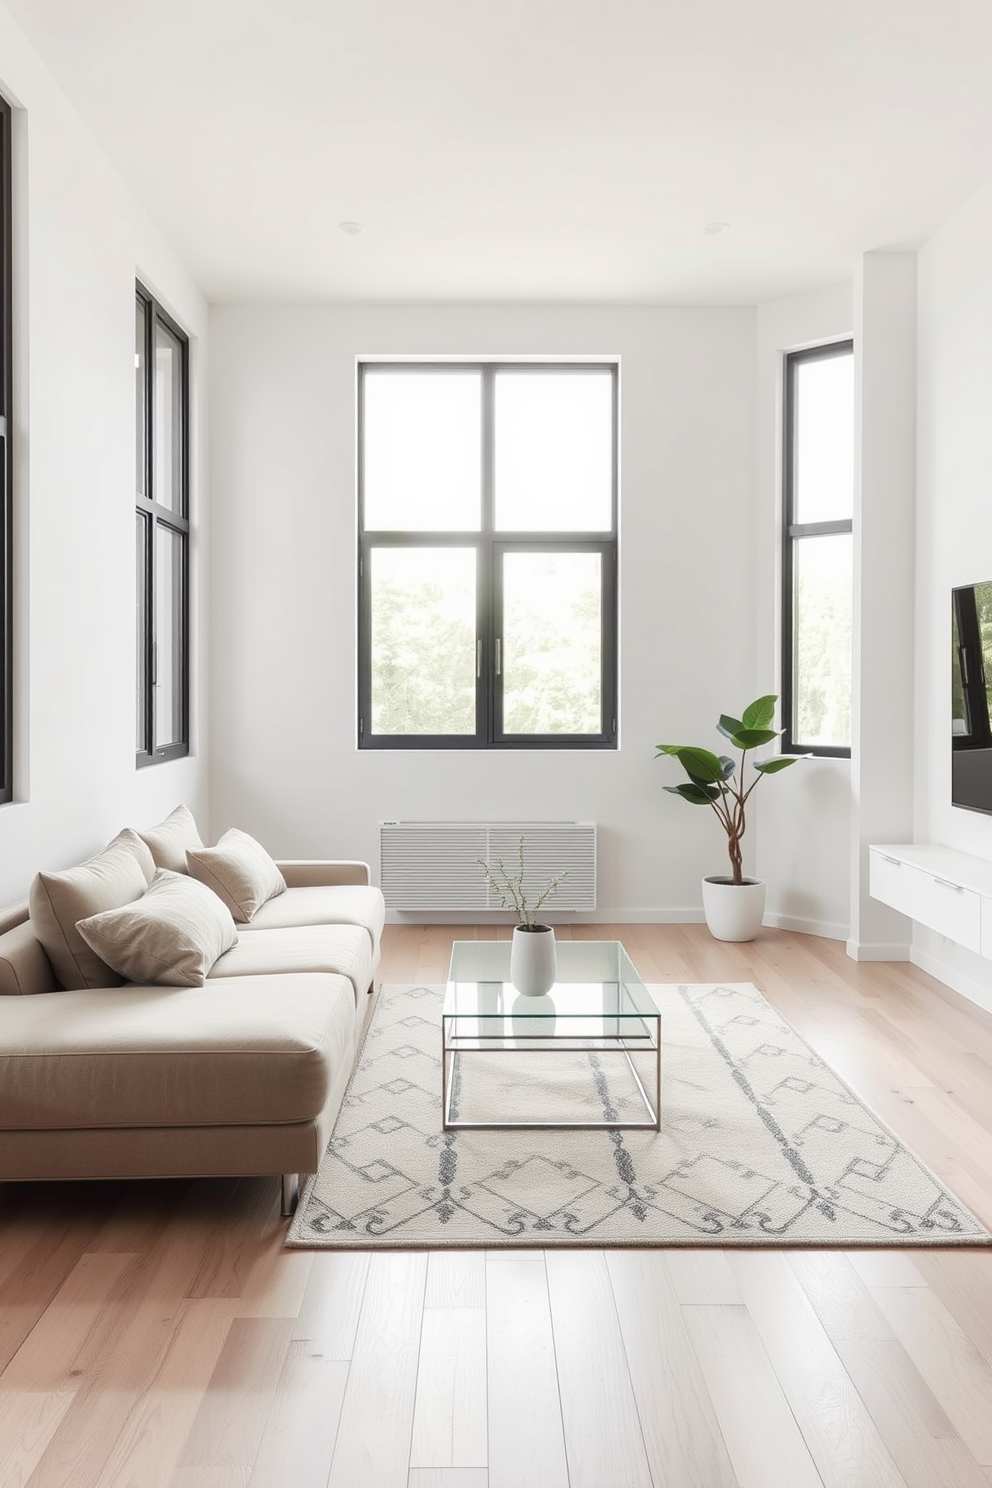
[440,1036,662,1132]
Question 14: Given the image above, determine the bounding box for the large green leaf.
[753,756,798,774]
[730,726,779,750]
[717,714,744,740]
[673,746,727,784]
[663,782,720,805]
[742,695,777,730]
[654,743,684,757]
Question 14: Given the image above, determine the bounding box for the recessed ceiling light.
[704,221,730,235]
[339,220,363,236]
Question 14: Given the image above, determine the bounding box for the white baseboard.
[910,946,992,1017]
[845,939,911,962]
[763,911,847,941]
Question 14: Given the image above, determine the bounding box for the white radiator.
[379,821,597,913]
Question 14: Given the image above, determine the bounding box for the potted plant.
[655,694,799,941]
[479,837,567,995]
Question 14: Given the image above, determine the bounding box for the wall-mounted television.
[952,581,992,814]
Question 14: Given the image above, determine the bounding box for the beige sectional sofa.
[0,809,385,1216]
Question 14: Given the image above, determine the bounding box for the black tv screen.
[952,580,992,814]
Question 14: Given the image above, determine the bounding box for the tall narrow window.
[0,94,12,803]
[358,362,618,749]
[136,284,189,764]
[782,340,853,757]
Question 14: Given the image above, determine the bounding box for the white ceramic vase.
[701,876,766,942]
[510,924,557,996]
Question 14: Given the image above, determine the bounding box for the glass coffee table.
[443,940,661,1131]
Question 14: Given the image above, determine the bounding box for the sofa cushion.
[245,884,385,948]
[138,804,204,874]
[0,920,59,997]
[208,924,373,1005]
[76,870,239,988]
[28,833,154,990]
[0,973,353,1130]
[187,829,287,923]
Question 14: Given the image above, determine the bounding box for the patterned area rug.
[286,981,992,1249]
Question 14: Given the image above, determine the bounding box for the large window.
[0,95,11,803]
[782,340,853,757]
[358,363,618,749]
[135,284,189,765]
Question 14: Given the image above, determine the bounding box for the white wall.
[848,254,917,960]
[0,2,210,904]
[914,174,992,1003]
[208,304,757,920]
[755,283,853,939]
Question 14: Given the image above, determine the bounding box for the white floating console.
[869,843,992,958]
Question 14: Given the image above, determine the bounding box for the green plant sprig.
[477,835,568,929]
[655,694,800,885]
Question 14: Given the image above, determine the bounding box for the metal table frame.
[441,941,661,1132]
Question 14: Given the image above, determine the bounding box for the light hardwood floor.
[3,924,992,1488]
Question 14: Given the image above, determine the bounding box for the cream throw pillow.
[138,803,205,874]
[186,828,287,923]
[29,831,154,989]
[76,869,238,987]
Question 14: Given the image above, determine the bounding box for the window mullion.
[481,367,495,743]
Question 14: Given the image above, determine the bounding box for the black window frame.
[0,94,12,803]
[135,283,190,767]
[357,361,618,750]
[781,338,854,759]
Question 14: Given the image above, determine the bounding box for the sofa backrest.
[0,904,59,995]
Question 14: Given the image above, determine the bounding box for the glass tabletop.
[444,940,658,1026]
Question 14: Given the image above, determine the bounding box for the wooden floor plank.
[244,1341,349,1488]
[326,1250,428,1488]
[545,1250,653,1488]
[847,1253,928,1290]
[291,1249,371,1359]
[1,1251,135,1389]
[409,1308,488,1469]
[0,1391,76,1488]
[486,1257,569,1488]
[911,1250,992,1367]
[787,1251,897,1343]
[663,1249,742,1306]
[425,1250,486,1309]
[173,1315,295,1476]
[684,1303,825,1488]
[606,1250,738,1488]
[408,1472,489,1488]
[727,1251,907,1488]
[830,1335,992,1488]
[868,1284,992,1465]
[0,1204,106,1374]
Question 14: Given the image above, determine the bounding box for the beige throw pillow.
[29,833,154,989]
[76,869,238,987]
[112,826,158,883]
[186,828,287,923]
[138,803,205,874]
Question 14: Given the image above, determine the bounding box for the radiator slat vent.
[379,821,596,912]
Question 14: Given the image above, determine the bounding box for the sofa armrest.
[276,860,371,888]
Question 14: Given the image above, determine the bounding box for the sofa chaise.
[0,807,385,1215]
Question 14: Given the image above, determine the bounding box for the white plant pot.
[701,876,766,942]
[510,924,557,996]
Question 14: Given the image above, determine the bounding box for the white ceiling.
[8,0,992,304]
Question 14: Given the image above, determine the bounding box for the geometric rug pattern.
[286,981,992,1249]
